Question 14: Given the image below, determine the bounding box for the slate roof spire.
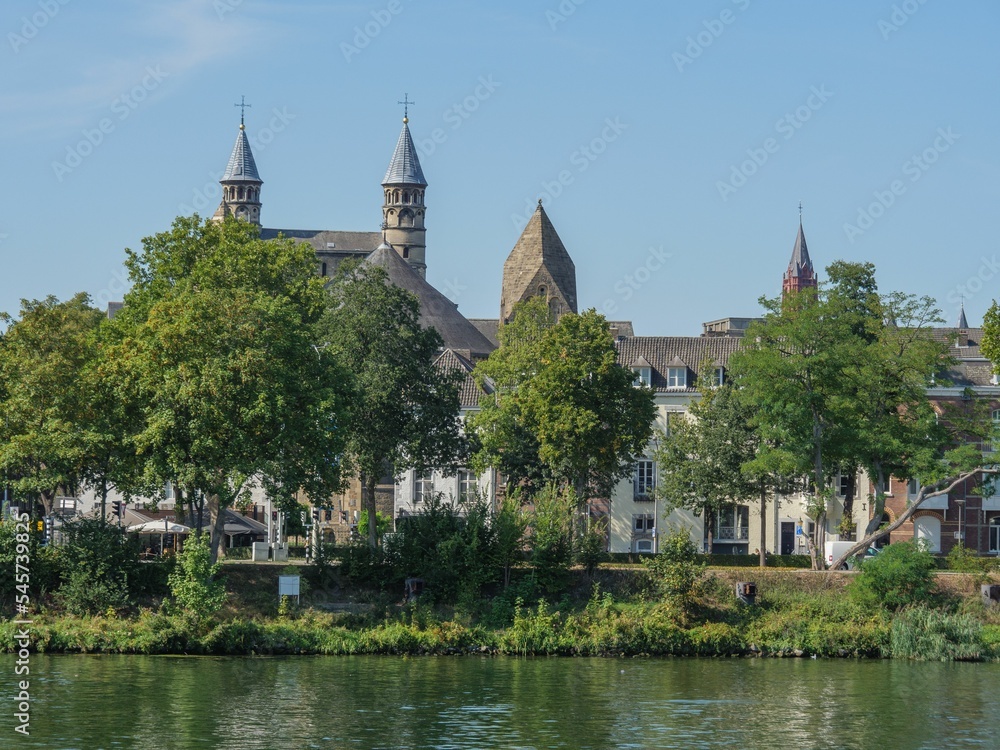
[782,211,817,296]
[223,124,262,183]
[213,112,263,225]
[382,118,427,186]
[958,302,969,329]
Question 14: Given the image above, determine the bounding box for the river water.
[2,655,998,749]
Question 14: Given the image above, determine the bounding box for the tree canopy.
[318,262,465,549]
[467,297,655,500]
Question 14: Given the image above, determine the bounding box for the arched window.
[321,262,327,277]
[913,515,941,553]
[403,191,410,204]
[402,247,410,259]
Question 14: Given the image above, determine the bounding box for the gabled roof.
[615,337,744,392]
[260,228,381,255]
[382,120,427,186]
[435,348,491,408]
[222,125,262,183]
[364,244,496,357]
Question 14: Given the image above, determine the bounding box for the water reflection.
[1,655,998,749]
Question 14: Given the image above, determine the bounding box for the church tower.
[382,102,428,278]
[213,104,262,226]
[500,201,577,324]
[782,215,817,296]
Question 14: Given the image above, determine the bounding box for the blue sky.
[2,0,998,334]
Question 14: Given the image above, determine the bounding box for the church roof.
[785,221,814,279]
[502,202,578,319]
[260,228,381,255]
[222,125,262,183]
[382,120,427,186]
[363,243,495,357]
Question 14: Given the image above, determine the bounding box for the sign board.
[795,525,803,536]
[278,575,300,598]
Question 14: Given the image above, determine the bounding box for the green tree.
[468,297,656,500]
[108,216,352,562]
[0,294,104,517]
[655,375,796,564]
[318,262,465,550]
[58,518,141,615]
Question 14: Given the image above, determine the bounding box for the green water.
[2,655,998,749]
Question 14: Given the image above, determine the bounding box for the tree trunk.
[759,485,767,568]
[705,511,714,554]
[207,493,227,564]
[864,465,888,539]
[364,473,379,550]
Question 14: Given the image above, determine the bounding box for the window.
[838,474,851,497]
[458,470,478,503]
[713,367,725,387]
[633,514,655,533]
[414,472,434,503]
[634,460,655,499]
[908,478,920,498]
[164,481,175,500]
[991,518,1000,554]
[634,539,653,553]
[667,367,687,388]
[633,367,652,387]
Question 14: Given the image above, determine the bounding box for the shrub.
[642,528,705,614]
[946,543,996,589]
[168,534,226,621]
[850,540,936,611]
[57,518,141,615]
[528,485,575,595]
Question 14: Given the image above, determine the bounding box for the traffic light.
[311,508,320,522]
[271,510,278,522]
[111,501,122,518]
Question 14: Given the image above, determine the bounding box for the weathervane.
[235,95,252,127]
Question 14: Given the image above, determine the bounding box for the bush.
[528,485,575,595]
[642,528,705,614]
[850,541,936,611]
[946,543,996,588]
[57,518,141,615]
[168,535,226,621]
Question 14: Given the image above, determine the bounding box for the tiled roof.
[364,244,496,358]
[435,348,491,408]
[260,228,382,255]
[222,126,262,182]
[382,121,427,186]
[615,336,744,392]
[931,327,995,387]
[469,318,635,349]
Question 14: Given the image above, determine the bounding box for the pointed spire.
[382,119,427,186]
[958,302,969,329]
[782,211,817,296]
[222,125,262,183]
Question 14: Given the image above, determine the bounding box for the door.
[780,522,795,556]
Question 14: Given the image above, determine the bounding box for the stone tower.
[782,219,817,296]
[500,201,577,324]
[381,115,428,278]
[213,118,263,226]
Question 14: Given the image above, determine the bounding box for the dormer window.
[667,368,687,388]
[713,367,725,387]
[633,367,652,387]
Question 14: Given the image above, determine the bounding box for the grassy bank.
[4,565,1000,660]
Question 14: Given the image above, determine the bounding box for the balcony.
[717,525,750,541]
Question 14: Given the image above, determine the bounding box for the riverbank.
[4,565,1000,660]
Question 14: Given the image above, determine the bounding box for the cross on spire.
[235,95,252,127]
[798,200,803,222]
[398,93,415,122]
